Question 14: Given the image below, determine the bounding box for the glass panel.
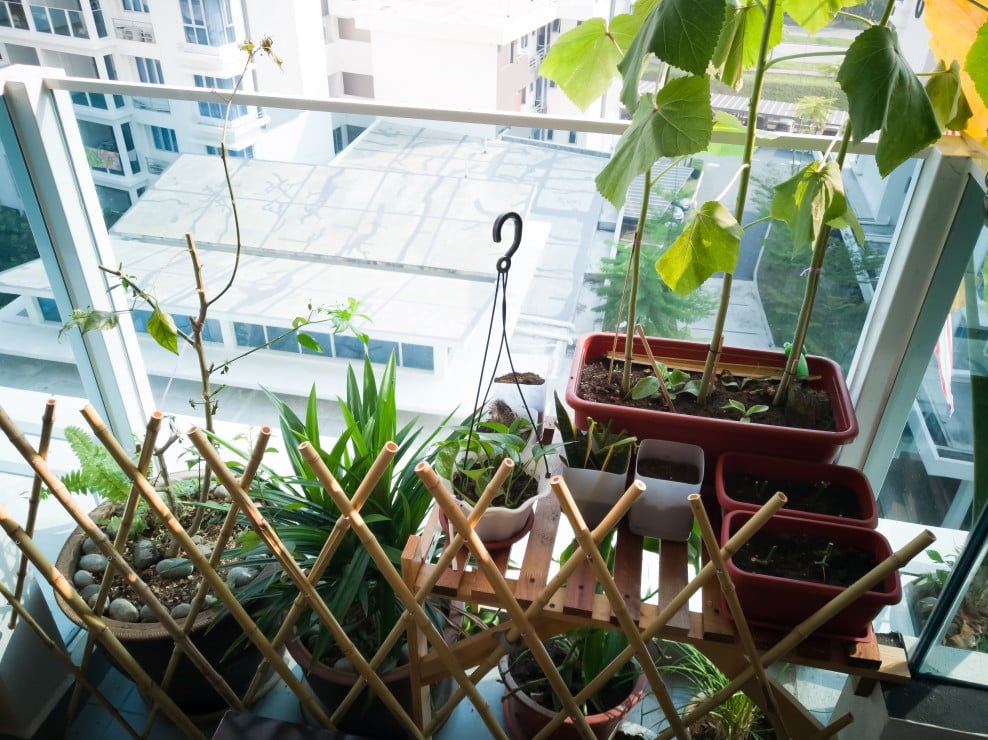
[30,6,50,32]
[266,326,299,353]
[299,330,333,356]
[402,343,434,371]
[368,339,398,364]
[234,321,265,348]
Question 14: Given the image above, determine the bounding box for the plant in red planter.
[716,452,878,529]
[720,511,901,639]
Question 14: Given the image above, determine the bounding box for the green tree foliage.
[0,205,39,308]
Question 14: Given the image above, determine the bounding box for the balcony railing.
[113,18,154,43]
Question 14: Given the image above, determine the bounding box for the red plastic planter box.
[716,452,878,528]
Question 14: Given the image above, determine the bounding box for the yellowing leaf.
[657,201,742,295]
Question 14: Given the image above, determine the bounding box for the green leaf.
[657,201,742,295]
[631,376,660,400]
[296,332,322,352]
[713,1,782,90]
[539,17,634,111]
[596,76,712,207]
[966,21,988,113]
[925,60,972,132]
[147,306,179,354]
[713,110,747,133]
[618,0,725,110]
[59,308,119,339]
[783,0,857,35]
[770,160,846,251]
[837,25,941,177]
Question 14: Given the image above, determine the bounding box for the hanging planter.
[490,371,548,423]
[628,439,703,542]
[716,452,878,529]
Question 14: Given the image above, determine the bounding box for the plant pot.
[560,459,630,530]
[287,632,454,739]
[497,653,647,740]
[490,371,547,422]
[628,439,703,542]
[565,333,858,482]
[456,486,548,543]
[720,511,902,639]
[52,501,267,719]
[716,452,878,528]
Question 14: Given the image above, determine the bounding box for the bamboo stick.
[143,426,272,734]
[186,428,421,737]
[532,492,788,739]
[9,398,55,630]
[657,529,937,740]
[547,475,691,740]
[419,464,645,735]
[636,324,676,412]
[243,439,399,705]
[604,348,821,381]
[0,504,207,740]
[689,493,791,740]
[0,580,141,740]
[75,410,335,727]
[298,443,509,740]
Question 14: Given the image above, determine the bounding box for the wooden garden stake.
[9,397,55,630]
[689,493,791,740]
[0,504,207,740]
[636,323,676,412]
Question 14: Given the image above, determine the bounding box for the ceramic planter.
[565,333,858,481]
[628,439,703,542]
[456,485,548,543]
[560,460,630,530]
[498,653,647,740]
[720,511,901,639]
[716,452,878,528]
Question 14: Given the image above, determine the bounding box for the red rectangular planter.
[565,333,858,479]
[716,452,878,529]
[721,511,901,639]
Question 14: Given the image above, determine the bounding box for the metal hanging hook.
[493,211,523,274]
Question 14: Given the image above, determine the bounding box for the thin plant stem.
[622,169,652,394]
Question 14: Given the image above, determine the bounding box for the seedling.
[721,399,769,423]
[630,364,697,402]
[751,544,778,567]
[815,541,835,582]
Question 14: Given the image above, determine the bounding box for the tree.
[794,95,834,133]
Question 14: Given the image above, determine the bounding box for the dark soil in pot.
[495,371,545,385]
[723,473,862,518]
[734,532,883,589]
[637,459,701,484]
[578,362,836,431]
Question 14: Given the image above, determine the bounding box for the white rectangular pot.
[629,439,704,542]
[560,461,629,529]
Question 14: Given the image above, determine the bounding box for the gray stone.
[73,570,95,589]
[132,539,159,571]
[227,566,257,587]
[203,595,218,608]
[108,598,139,623]
[79,584,100,602]
[78,553,108,573]
[170,603,192,620]
[81,537,100,555]
[139,605,156,622]
[155,557,193,579]
[333,657,356,673]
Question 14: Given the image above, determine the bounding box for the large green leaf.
[539,16,637,111]
[837,25,941,176]
[967,20,988,111]
[713,1,783,90]
[657,201,742,295]
[147,306,178,354]
[783,0,858,35]
[596,76,712,207]
[925,60,973,132]
[770,160,847,251]
[618,0,726,110]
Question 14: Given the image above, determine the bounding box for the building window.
[122,0,149,11]
[0,2,29,30]
[135,57,164,85]
[29,4,88,38]
[37,297,62,323]
[150,126,178,152]
[180,0,235,46]
[194,75,247,120]
[70,91,110,109]
[90,0,107,37]
[103,54,117,80]
[401,343,434,371]
[205,144,253,159]
[79,120,122,175]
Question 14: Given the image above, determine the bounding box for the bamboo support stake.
[78,412,333,728]
[186,428,420,737]
[143,426,272,734]
[0,580,141,740]
[298,442,509,740]
[242,440,399,705]
[689,493,791,740]
[547,475,691,740]
[0,504,207,740]
[636,324,676,412]
[330,455,511,738]
[9,398,56,630]
[657,529,937,740]
[533,492,788,740]
[419,463,645,736]
[0,405,244,711]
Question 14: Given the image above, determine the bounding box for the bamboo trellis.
[0,401,933,739]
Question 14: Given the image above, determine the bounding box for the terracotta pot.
[715,452,878,528]
[564,333,858,483]
[560,459,630,529]
[629,439,703,542]
[498,653,647,740]
[286,633,454,739]
[720,511,901,639]
[53,501,266,719]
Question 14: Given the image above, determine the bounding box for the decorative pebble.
[333,657,356,673]
[79,584,100,602]
[78,554,108,573]
[197,544,213,557]
[227,566,257,587]
[132,539,159,571]
[139,605,156,622]
[81,537,100,555]
[108,598,140,622]
[170,603,192,620]
[203,595,218,608]
[73,570,95,589]
[155,558,194,579]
